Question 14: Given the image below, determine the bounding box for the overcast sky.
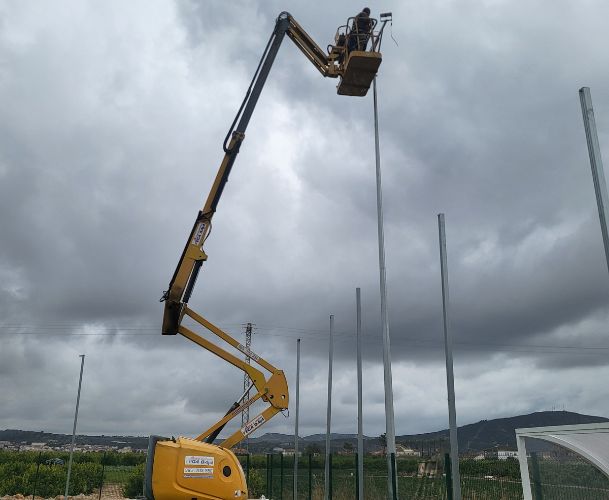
[2,0,609,442]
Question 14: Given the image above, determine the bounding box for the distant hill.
[248,411,609,453]
[396,411,609,452]
[2,410,606,454]
[0,429,148,450]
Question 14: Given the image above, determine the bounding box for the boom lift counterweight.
[148,11,390,500]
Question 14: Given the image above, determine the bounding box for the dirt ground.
[1,483,130,500]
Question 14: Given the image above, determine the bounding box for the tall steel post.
[65,354,85,500]
[294,338,301,500]
[372,76,398,499]
[324,315,334,500]
[438,214,462,500]
[356,288,364,500]
[580,87,609,273]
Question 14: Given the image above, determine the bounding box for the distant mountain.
[248,411,609,453]
[0,429,148,450]
[396,411,609,452]
[2,410,606,454]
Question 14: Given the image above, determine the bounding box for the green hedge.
[0,461,102,496]
[0,449,146,497]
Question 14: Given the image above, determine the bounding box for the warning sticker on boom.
[238,343,260,362]
[191,222,206,246]
[241,414,265,436]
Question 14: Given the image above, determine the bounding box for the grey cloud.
[2,0,609,441]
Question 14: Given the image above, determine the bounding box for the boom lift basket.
[337,50,382,96]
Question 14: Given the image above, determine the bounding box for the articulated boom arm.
[160,11,385,448]
[284,15,339,77]
[179,307,288,448]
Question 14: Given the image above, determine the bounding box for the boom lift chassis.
[146,11,390,500]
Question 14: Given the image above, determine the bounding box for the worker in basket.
[348,7,373,53]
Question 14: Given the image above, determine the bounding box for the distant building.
[497,450,518,460]
[417,460,439,478]
[280,449,302,457]
[396,444,421,457]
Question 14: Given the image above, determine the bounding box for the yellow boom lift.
[145,11,391,500]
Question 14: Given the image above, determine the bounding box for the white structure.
[395,445,421,457]
[516,422,609,500]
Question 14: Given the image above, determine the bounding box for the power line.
[2,324,609,355]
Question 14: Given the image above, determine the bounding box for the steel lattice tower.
[241,322,255,447]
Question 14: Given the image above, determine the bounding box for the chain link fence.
[0,450,143,499]
[3,448,609,499]
[523,438,609,500]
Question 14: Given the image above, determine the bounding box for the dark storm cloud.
[1,0,609,438]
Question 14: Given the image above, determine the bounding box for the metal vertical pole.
[294,338,301,500]
[372,76,398,500]
[580,87,609,273]
[328,453,333,499]
[308,454,312,500]
[444,453,453,500]
[32,452,41,500]
[280,452,284,500]
[438,214,462,500]
[324,315,334,500]
[266,454,270,498]
[98,452,106,500]
[355,452,359,499]
[517,434,533,500]
[65,354,85,500]
[356,288,364,500]
[270,454,274,499]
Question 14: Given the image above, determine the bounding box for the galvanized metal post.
[438,214,462,500]
[324,315,334,500]
[580,87,609,273]
[65,354,85,500]
[294,338,301,500]
[444,453,453,500]
[372,76,398,500]
[356,288,364,500]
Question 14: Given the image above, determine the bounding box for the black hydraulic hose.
[205,401,240,444]
[222,22,278,153]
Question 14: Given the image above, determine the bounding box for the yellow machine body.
[148,437,247,499]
